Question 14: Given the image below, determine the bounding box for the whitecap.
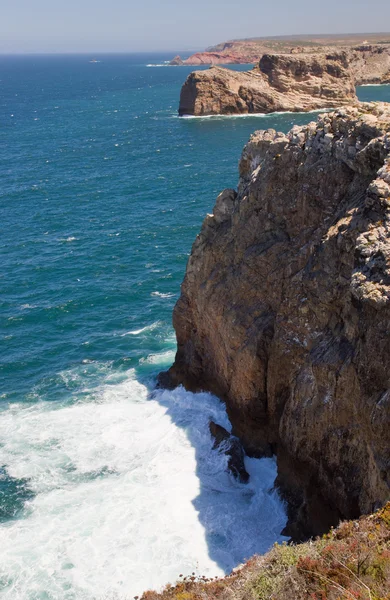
[151,291,176,299]
[59,236,77,243]
[120,321,161,336]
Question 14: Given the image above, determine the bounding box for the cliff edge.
[166,103,390,538]
[142,503,390,600]
[178,52,357,116]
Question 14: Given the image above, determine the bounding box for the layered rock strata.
[167,103,390,538]
[178,53,357,116]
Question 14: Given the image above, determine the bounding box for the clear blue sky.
[1,0,390,53]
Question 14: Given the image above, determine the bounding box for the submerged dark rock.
[209,421,249,484]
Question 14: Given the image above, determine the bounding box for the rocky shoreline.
[162,102,390,540]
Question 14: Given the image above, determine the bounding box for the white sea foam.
[179,113,268,120]
[58,236,78,243]
[139,349,176,365]
[151,291,176,299]
[178,108,330,120]
[0,367,287,599]
[120,321,162,336]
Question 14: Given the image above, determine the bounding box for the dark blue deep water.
[0,54,389,599]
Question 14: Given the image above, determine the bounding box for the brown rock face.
[167,103,390,538]
[349,45,390,85]
[178,53,357,116]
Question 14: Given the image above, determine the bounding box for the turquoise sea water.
[1,54,389,599]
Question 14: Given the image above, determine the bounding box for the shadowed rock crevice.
[165,103,390,539]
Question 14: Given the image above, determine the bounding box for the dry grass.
[140,503,390,600]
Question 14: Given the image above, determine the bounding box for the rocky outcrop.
[166,103,390,538]
[169,55,184,66]
[209,421,249,483]
[178,53,357,116]
[349,45,390,85]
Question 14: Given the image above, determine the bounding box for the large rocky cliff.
[179,53,357,116]
[166,103,390,538]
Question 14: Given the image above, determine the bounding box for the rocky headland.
[178,52,357,116]
[169,40,276,66]
[164,102,390,539]
[171,34,390,86]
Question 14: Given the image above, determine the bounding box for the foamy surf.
[177,108,330,119]
[0,365,287,599]
[146,62,171,67]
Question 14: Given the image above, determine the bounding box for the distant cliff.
[170,35,390,86]
[178,53,357,116]
[350,45,390,84]
[166,103,390,538]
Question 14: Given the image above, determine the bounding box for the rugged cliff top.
[179,52,357,116]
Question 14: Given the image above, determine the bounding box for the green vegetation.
[141,504,390,600]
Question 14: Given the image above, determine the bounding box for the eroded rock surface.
[168,103,390,538]
[178,53,357,116]
[350,45,390,85]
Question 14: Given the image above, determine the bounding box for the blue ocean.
[1,53,389,599]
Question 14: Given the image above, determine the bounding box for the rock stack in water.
[165,103,390,539]
[178,52,358,116]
